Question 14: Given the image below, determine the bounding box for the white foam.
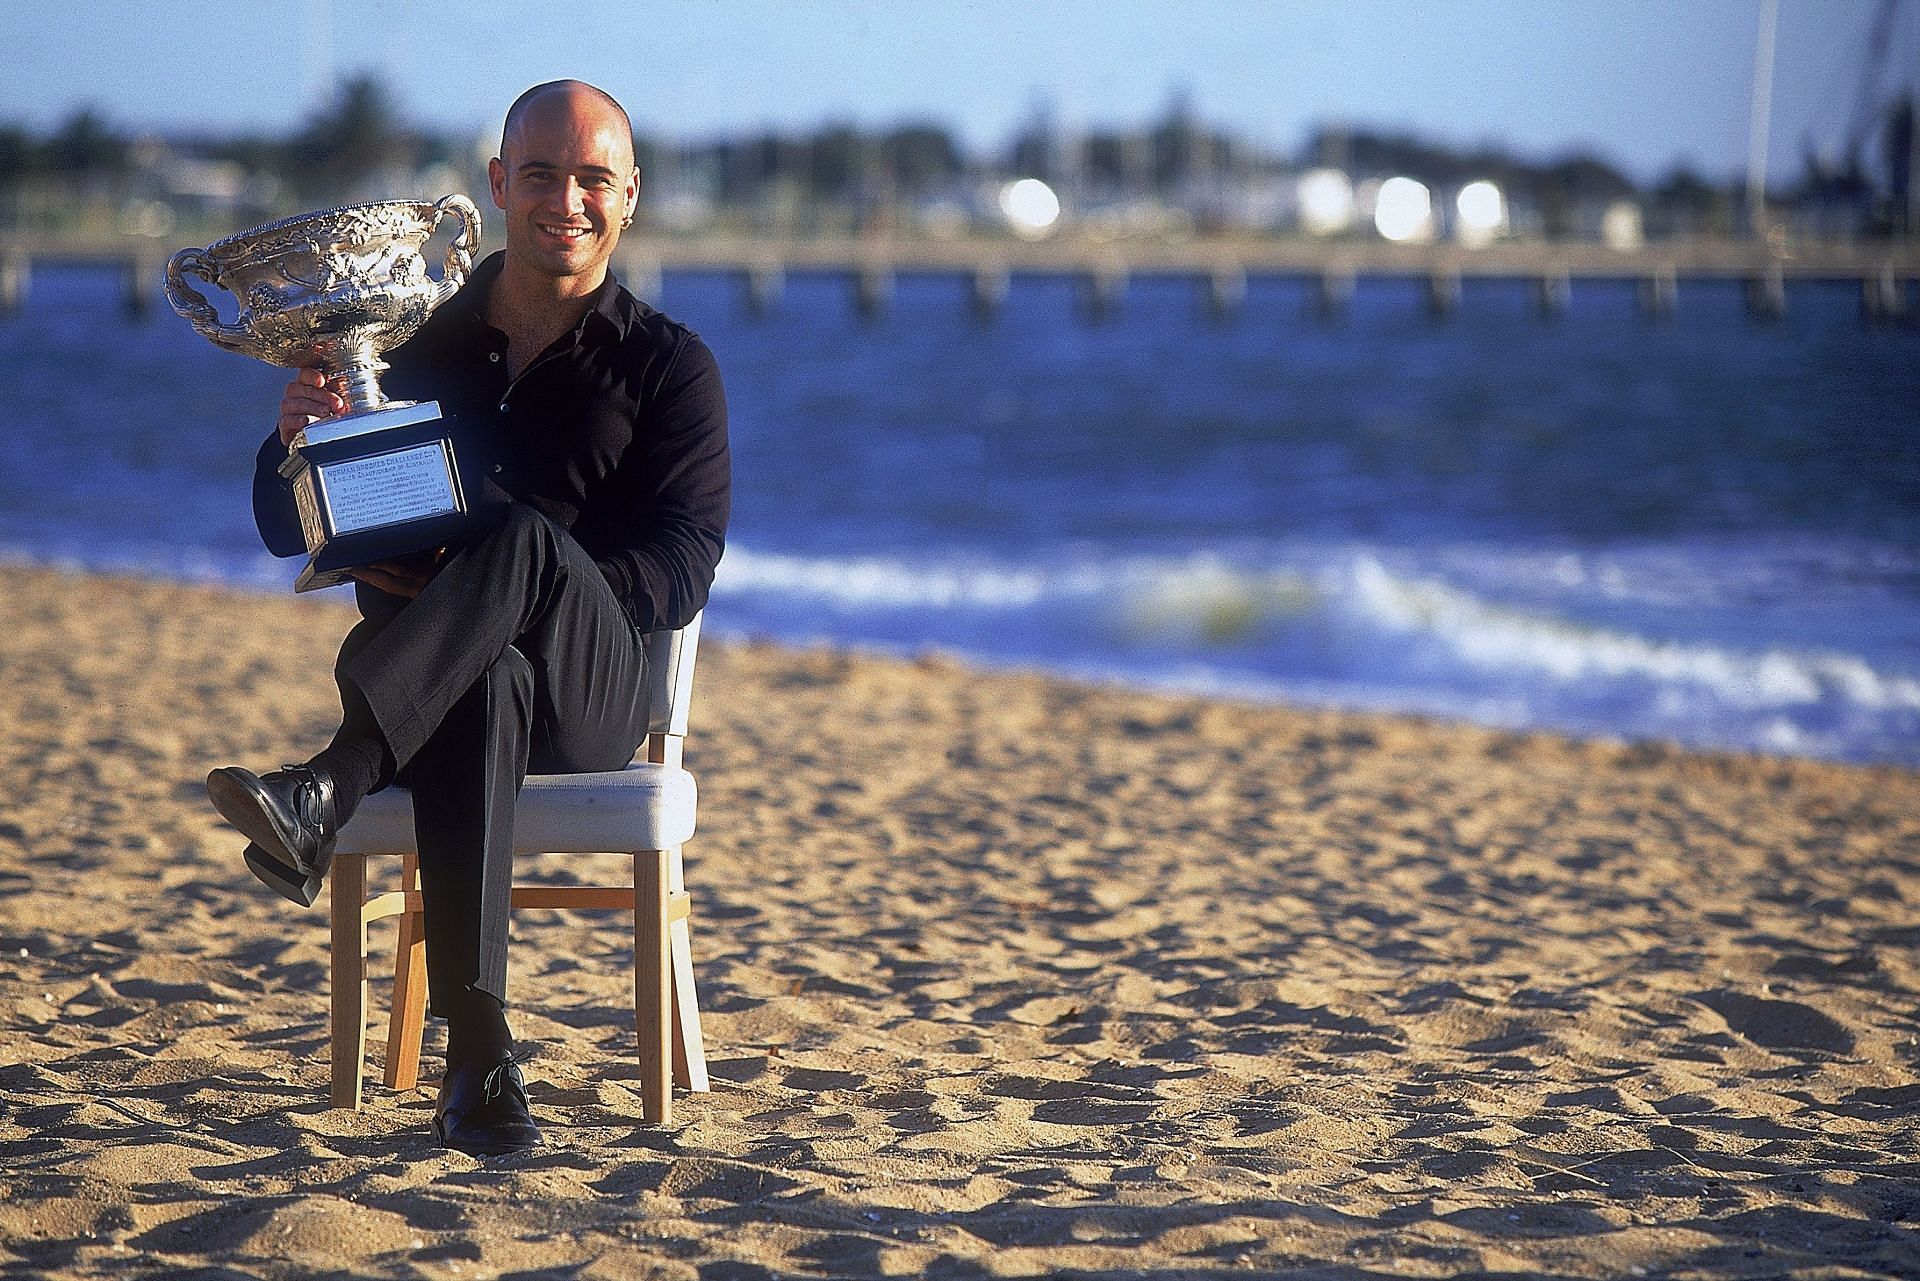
[1339,555,1920,713]
[715,545,1070,608]
[712,540,1920,723]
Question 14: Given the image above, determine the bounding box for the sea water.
[3,264,1915,764]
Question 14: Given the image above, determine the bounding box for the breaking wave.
[711,540,1920,762]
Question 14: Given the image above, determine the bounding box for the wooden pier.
[3,230,1916,323]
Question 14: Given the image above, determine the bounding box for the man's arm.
[251,430,306,558]
[589,334,731,633]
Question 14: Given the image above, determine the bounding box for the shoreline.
[0,549,1907,775]
[2,561,1917,1279]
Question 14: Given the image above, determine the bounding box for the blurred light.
[1602,200,1644,251]
[999,178,1061,238]
[117,200,176,239]
[1297,168,1354,236]
[1454,180,1505,246]
[1373,176,1433,243]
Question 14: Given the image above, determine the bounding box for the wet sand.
[1,563,1916,1279]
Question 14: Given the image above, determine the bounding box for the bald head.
[499,80,634,170]
[488,78,642,290]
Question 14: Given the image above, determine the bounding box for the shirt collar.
[454,250,635,343]
[583,264,635,339]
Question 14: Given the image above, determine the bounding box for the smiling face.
[488,85,638,293]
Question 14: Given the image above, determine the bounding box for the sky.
[8,0,1917,183]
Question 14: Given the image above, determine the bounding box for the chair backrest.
[644,611,702,740]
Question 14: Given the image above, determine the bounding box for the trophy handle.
[164,248,250,344]
[427,194,482,305]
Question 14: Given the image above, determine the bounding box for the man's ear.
[488,156,508,210]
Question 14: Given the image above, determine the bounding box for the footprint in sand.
[1692,989,1855,1055]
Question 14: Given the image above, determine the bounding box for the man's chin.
[521,245,609,281]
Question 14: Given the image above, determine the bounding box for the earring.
[620,213,634,229]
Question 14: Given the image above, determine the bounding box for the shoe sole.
[432,1115,542,1156]
[206,767,311,871]
[243,843,323,908]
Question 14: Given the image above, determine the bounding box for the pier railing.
[4,231,1916,323]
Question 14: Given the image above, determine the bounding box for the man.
[204,80,730,1156]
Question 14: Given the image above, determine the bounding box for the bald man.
[206,81,730,1155]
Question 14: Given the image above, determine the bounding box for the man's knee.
[491,645,534,705]
[459,645,534,729]
[334,618,383,680]
[486,501,556,548]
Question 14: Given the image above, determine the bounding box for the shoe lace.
[277,762,332,834]
[480,1051,529,1105]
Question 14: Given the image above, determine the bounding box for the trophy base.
[292,509,477,593]
[281,400,473,594]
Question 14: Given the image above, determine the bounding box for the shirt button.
[492,464,503,474]
[488,352,501,362]
[498,402,509,413]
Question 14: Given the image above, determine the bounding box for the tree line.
[3,74,1906,239]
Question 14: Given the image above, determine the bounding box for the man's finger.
[347,566,408,596]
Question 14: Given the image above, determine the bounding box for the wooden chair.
[326,614,710,1124]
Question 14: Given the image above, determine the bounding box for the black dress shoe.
[206,763,338,906]
[435,1057,543,1156]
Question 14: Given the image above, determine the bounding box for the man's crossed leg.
[207,503,650,1154]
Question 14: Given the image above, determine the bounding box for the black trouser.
[332,503,650,1015]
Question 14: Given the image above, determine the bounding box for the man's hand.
[348,549,446,600]
[278,368,348,445]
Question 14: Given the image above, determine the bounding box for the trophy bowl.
[166,195,484,592]
[167,194,480,411]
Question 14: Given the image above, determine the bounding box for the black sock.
[445,988,514,1070]
[308,732,392,828]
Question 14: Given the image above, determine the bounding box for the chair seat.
[333,763,698,856]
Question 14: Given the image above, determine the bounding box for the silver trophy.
[166,195,483,592]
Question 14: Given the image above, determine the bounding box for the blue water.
[4,264,1917,764]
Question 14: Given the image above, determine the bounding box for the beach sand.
[0,562,1915,1279]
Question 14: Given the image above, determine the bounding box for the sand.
[0,562,1915,1280]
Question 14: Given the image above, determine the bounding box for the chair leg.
[383,854,428,1091]
[667,846,709,1092]
[330,854,369,1110]
[635,847,672,1124]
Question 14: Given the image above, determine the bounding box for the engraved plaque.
[319,443,459,536]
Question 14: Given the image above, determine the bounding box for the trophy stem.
[334,349,391,414]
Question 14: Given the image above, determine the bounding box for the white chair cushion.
[333,763,697,856]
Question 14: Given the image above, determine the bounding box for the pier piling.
[855,266,892,320]
[1078,267,1126,323]
[744,264,783,317]
[1205,268,1246,323]
[1745,268,1786,321]
[1533,271,1571,319]
[1425,270,1461,320]
[970,266,1008,321]
[122,256,156,321]
[1862,268,1907,321]
[1638,271,1677,322]
[0,252,27,316]
[1315,270,1353,321]
[626,258,664,303]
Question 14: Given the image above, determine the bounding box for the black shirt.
[252,251,731,632]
